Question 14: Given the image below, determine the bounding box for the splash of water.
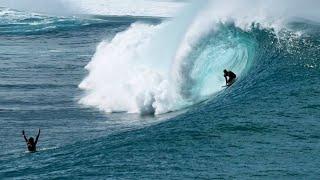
[79,1,209,114]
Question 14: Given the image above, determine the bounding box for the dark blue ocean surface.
[0,7,320,179]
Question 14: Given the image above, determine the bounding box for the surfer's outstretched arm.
[35,129,40,144]
[22,130,28,142]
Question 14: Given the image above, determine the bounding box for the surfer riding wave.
[223,69,237,86]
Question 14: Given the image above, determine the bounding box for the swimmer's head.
[29,137,34,143]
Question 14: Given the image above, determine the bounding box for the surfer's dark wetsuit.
[224,69,237,86]
[22,129,40,152]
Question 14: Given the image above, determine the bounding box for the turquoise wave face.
[179,24,257,100]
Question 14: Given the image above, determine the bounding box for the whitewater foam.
[79,23,163,114]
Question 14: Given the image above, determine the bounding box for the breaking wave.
[79,0,319,115]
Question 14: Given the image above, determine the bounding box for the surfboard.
[222,78,237,88]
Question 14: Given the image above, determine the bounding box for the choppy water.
[0,2,320,179]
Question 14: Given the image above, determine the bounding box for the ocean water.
[0,0,320,179]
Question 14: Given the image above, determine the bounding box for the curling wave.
[78,0,319,115]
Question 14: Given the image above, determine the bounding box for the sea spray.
[79,1,212,114]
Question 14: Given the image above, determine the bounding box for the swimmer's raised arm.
[35,129,40,144]
[22,130,28,143]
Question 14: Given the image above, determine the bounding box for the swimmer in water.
[22,129,40,152]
